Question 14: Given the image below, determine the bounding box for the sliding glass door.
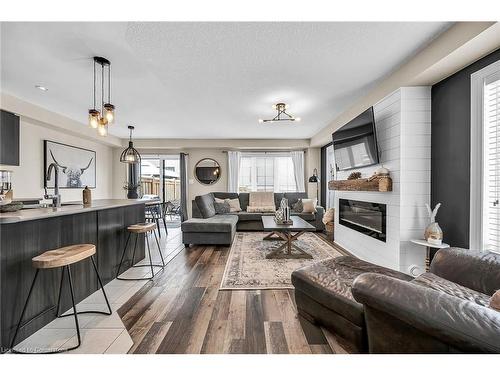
[140,155,181,205]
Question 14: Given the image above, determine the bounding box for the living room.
[1,1,499,373]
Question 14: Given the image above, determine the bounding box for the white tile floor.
[13,225,183,354]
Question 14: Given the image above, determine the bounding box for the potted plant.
[123,181,141,199]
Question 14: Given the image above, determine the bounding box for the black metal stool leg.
[55,267,65,317]
[153,229,165,267]
[58,258,113,317]
[10,269,39,351]
[116,231,131,278]
[162,217,168,235]
[91,256,112,315]
[131,233,139,265]
[65,265,82,351]
[145,233,154,278]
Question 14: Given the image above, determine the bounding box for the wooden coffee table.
[261,216,316,259]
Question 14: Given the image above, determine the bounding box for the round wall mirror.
[194,158,221,185]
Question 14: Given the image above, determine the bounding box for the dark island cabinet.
[0,203,144,352]
[97,204,145,284]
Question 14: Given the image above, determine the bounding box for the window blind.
[485,77,500,252]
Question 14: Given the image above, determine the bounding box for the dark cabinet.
[0,110,20,166]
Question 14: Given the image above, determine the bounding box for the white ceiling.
[1,22,451,139]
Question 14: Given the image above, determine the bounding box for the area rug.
[220,232,344,290]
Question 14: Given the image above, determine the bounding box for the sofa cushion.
[411,272,491,307]
[284,192,308,206]
[213,192,239,200]
[292,256,413,326]
[214,200,231,214]
[238,193,249,211]
[234,211,274,221]
[181,215,238,233]
[194,193,216,218]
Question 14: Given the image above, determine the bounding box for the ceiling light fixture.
[35,85,48,91]
[120,125,141,164]
[258,103,301,123]
[88,56,116,136]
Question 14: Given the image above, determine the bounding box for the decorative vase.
[275,208,284,223]
[424,222,443,244]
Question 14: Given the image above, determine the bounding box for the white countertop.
[0,199,146,223]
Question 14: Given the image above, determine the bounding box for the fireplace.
[339,199,386,242]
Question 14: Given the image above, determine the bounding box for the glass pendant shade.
[97,119,108,137]
[88,109,100,129]
[120,125,141,164]
[120,141,141,164]
[104,103,115,124]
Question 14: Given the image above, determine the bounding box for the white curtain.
[290,151,305,192]
[227,151,241,193]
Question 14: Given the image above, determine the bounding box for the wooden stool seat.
[32,244,96,269]
[127,222,157,233]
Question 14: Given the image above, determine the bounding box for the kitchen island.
[0,199,146,352]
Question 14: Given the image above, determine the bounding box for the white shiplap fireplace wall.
[334,87,431,274]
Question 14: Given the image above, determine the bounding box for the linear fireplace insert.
[339,199,386,242]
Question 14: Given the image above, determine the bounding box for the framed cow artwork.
[44,140,96,189]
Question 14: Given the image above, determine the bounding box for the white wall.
[0,116,116,202]
[334,87,430,273]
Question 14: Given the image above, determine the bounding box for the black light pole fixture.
[308,168,320,200]
[88,56,116,137]
[258,103,301,123]
[120,126,141,164]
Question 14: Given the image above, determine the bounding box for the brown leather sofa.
[291,256,413,352]
[352,247,500,353]
[292,248,500,353]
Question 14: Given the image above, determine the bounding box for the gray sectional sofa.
[181,192,325,246]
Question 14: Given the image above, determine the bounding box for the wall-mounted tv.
[332,107,379,171]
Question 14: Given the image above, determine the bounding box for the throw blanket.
[247,192,275,213]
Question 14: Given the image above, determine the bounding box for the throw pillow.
[490,290,500,311]
[302,198,317,213]
[227,198,242,212]
[291,199,303,213]
[214,201,231,214]
[247,205,275,213]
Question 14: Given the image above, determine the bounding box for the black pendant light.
[120,126,141,164]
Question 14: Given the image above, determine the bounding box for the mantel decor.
[329,176,392,192]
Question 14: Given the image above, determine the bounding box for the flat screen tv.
[332,107,379,171]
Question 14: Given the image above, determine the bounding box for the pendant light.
[120,126,141,164]
[88,56,115,136]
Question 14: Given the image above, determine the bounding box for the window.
[238,153,299,193]
[470,60,500,253]
[484,76,500,252]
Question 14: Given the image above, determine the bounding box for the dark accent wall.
[431,48,500,248]
[320,142,332,208]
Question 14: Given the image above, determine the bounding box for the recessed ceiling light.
[35,85,48,91]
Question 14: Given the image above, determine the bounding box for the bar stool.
[116,222,165,281]
[10,244,112,354]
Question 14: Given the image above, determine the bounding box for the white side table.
[410,239,450,272]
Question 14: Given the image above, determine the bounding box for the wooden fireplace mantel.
[328,176,392,192]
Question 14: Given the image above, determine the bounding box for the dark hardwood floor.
[117,229,352,354]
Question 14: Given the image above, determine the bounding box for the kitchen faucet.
[44,163,61,207]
